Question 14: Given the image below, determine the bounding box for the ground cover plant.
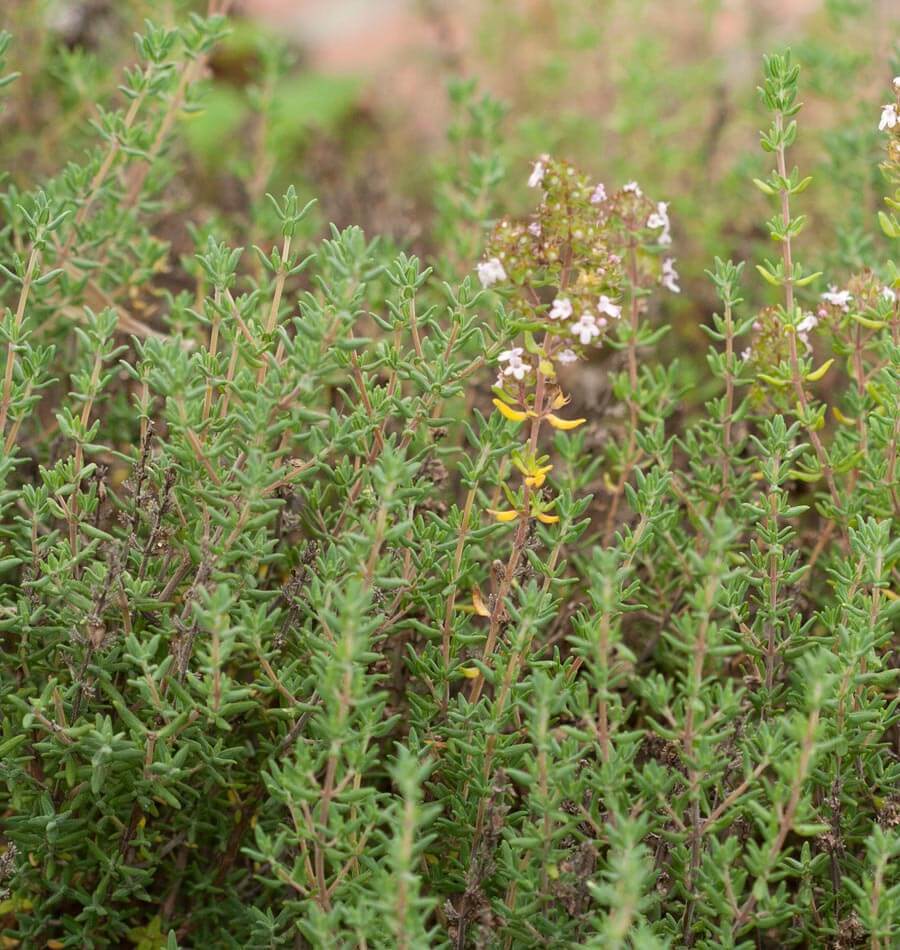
[0,4,898,948]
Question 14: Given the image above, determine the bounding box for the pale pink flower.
[570,313,601,345]
[528,155,549,188]
[477,257,507,288]
[647,201,669,230]
[597,295,622,319]
[797,312,818,349]
[821,286,852,311]
[647,202,672,244]
[498,347,531,381]
[590,183,607,204]
[661,258,681,294]
[796,313,818,335]
[557,348,579,365]
[623,181,643,197]
[879,103,899,131]
[549,296,574,321]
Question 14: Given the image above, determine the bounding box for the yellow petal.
[460,666,480,679]
[487,508,519,523]
[472,588,491,617]
[525,473,546,488]
[535,512,560,524]
[551,391,570,410]
[545,413,586,430]
[493,398,528,422]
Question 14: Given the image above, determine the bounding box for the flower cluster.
[476,156,678,383]
[476,156,681,534]
[740,307,791,370]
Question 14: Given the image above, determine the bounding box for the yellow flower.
[512,452,553,489]
[487,508,519,523]
[545,413,586,430]
[472,588,491,617]
[460,666,480,679]
[524,463,553,488]
[492,398,528,423]
[535,511,560,524]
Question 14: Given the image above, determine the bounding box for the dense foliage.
[0,5,898,948]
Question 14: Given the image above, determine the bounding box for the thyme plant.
[0,9,897,949]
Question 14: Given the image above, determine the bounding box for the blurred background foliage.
[1,0,897,391]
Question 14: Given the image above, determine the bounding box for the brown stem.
[467,362,547,705]
[733,707,819,932]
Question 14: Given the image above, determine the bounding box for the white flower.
[647,201,669,230]
[477,257,507,288]
[590,183,607,204]
[821,286,852,311]
[647,202,673,244]
[882,285,896,302]
[557,348,579,365]
[623,181,643,197]
[498,347,531,381]
[894,77,900,91]
[597,295,622,319]
[570,312,601,345]
[661,257,681,294]
[741,347,752,362]
[879,103,898,131]
[528,155,549,188]
[797,313,818,335]
[528,221,542,237]
[797,312,818,349]
[549,296,574,321]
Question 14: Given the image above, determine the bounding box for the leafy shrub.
[0,9,898,949]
